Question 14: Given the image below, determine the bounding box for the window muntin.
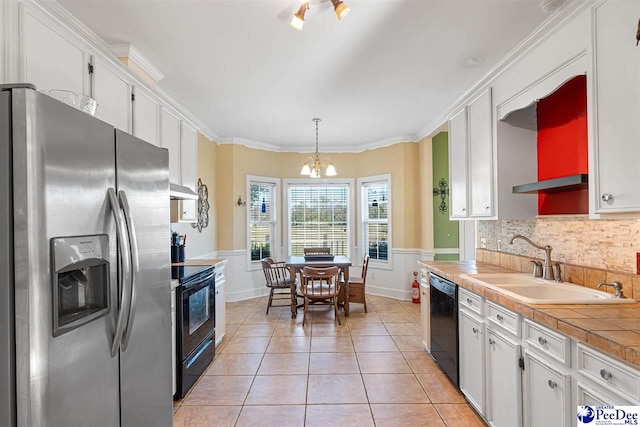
[362,178,390,262]
[249,181,276,262]
[288,184,350,256]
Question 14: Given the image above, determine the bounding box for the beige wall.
[171,133,217,256]
[214,141,436,253]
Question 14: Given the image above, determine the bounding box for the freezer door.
[11,88,120,426]
[115,129,172,426]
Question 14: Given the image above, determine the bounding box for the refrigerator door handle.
[108,188,132,358]
[119,190,139,352]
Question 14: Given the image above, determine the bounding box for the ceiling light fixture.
[300,118,337,179]
[289,2,309,31]
[289,0,350,31]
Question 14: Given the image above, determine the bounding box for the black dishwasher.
[429,273,458,386]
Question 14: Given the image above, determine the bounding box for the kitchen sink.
[460,273,636,304]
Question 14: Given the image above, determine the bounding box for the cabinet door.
[24,10,86,96]
[458,310,485,415]
[132,86,160,146]
[214,275,226,347]
[523,350,570,427]
[591,0,640,213]
[160,107,181,184]
[468,89,493,218]
[448,108,468,219]
[91,56,131,132]
[420,281,430,351]
[180,121,198,222]
[459,309,485,416]
[486,327,522,427]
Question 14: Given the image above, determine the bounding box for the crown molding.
[108,43,165,83]
[27,0,218,141]
[416,0,593,140]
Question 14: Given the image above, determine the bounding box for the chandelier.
[290,0,350,31]
[300,118,337,179]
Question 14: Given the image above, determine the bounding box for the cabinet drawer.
[524,319,571,367]
[577,343,640,402]
[486,301,521,338]
[459,288,484,316]
[348,283,365,303]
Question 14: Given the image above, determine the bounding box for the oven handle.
[119,190,139,352]
[182,272,216,291]
[108,188,132,358]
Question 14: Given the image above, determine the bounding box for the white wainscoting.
[216,248,435,303]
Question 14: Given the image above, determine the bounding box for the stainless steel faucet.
[509,235,554,281]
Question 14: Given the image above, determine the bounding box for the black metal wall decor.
[433,178,449,215]
[191,178,210,232]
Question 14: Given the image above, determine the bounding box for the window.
[247,177,279,266]
[286,181,352,256]
[359,175,391,263]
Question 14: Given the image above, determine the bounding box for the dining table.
[285,255,352,318]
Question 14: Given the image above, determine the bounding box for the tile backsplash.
[478,217,640,274]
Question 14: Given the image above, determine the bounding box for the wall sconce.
[236,195,246,207]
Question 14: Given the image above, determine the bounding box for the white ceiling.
[58,0,558,152]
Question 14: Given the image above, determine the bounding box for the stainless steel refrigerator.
[0,84,172,427]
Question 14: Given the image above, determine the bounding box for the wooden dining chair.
[261,258,297,315]
[303,247,331,255]
[300,266,341,326]
[347,254,370,312]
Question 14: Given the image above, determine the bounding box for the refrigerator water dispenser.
[51,235,110,337]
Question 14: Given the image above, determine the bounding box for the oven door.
[178,271,215,358]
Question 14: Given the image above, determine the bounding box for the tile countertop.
[421,260,640,369]
[171,259,226,267]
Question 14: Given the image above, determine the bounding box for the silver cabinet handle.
[488,338,495,345]
[422,291,426,296]
[601,193,613,202]
[461,207,466,212]
[466,298,473,304]
[496,314,504,322]
[484,205,490,210]
[538,337,547,346]
[548,380,557,389]
[600,369,612,380]
[472,327,479,334]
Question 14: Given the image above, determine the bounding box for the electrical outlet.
[497,239,502,252]
[480,238,487,249]
[370,272,375,279]
[636,253,640,275]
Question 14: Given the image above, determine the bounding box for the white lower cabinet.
[486,326,523,427]
[459,308,485,416]
[214,263,227,347]
[523,350,571,427]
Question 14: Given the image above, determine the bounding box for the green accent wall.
[432,132,459,261]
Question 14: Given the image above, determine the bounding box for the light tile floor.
[173,295,487,427]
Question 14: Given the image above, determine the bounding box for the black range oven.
[173,265,216,399]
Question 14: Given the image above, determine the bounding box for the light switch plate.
[480,238,487,249]
[497,240,502,252]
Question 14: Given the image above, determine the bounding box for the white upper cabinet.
[180,121,198,192]
[448,88,495,220]
[160,107,182,185]
[448,107,468,219]
[468,89,494,218]
[590,0,640,214]
[90,56,131,132]
[132,86,160,146]
[23,9,86,96]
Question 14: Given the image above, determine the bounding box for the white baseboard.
[366,285,412,301]
[226,286,270,302]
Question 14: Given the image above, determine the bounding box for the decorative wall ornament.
[433,178,449,215]
[191,178,210,232]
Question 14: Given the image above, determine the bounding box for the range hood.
[512,174,588,194]
[170,183,198,200]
